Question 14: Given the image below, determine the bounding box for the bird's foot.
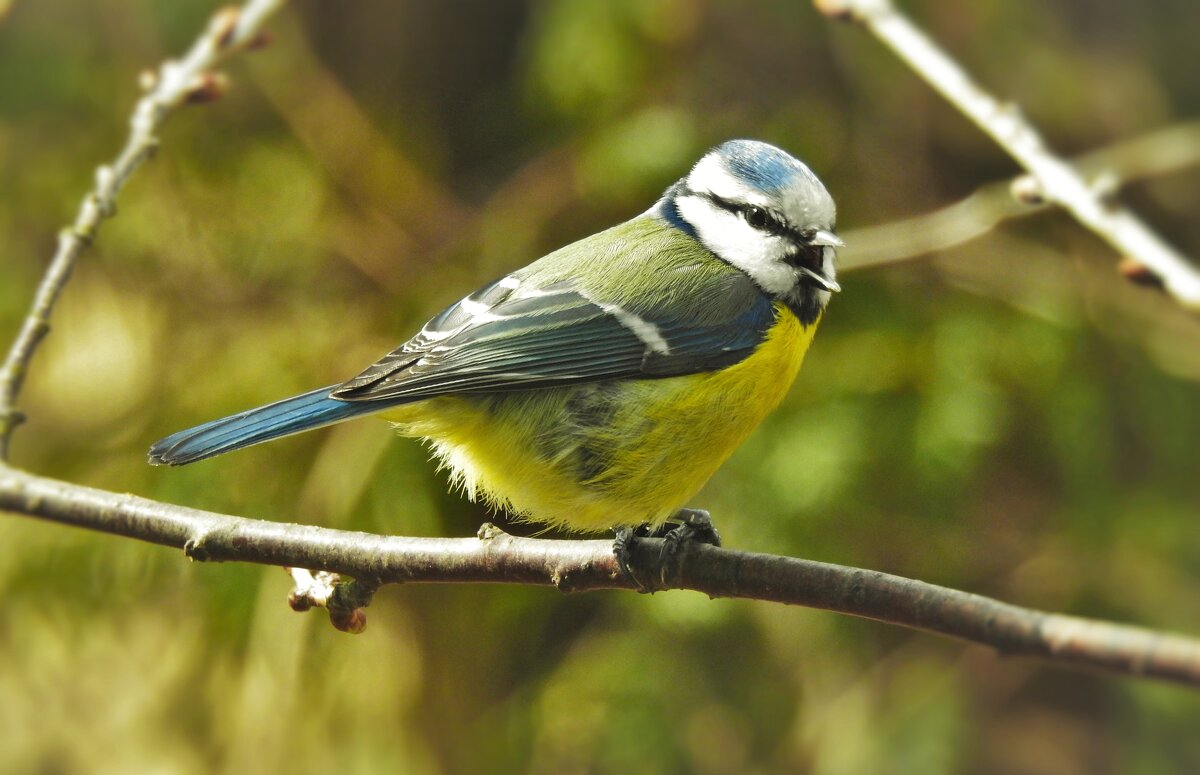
[662,508,722,550]
[612,508,721,593]
[613,523,654,592]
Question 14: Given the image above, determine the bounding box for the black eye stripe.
[694,192,792,237]
[683,189,824,248]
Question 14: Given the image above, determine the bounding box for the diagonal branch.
[1,464,1199,686]
[817,0,1200,308]
[0,0,290,461]
[839,121,1200,271]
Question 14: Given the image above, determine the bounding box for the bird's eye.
[743,206,771,231]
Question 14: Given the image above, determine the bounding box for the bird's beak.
[799,266,841,293]
[798,230,843,293]
[810,229,845,248]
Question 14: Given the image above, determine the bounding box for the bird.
[150,139,841,547]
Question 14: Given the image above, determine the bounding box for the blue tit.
[150,139,842,534]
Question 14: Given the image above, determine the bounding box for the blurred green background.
[3,0,1200,772]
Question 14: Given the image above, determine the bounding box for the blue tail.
[149,385,377,465]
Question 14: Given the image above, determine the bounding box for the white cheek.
[675,196,794,295]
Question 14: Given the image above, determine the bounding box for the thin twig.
[839,121,1200,271]
[1,465,1198,685]
[0,0,289,461]
[817,0,1200,307]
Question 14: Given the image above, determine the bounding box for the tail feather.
[149,386,376,466]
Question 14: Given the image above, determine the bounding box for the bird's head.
[667,139,841,324]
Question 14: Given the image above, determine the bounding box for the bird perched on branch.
[150,139,841,567]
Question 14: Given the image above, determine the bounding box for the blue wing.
[150,271,776,465]
[148,386,377,465]
[331,273,777,402]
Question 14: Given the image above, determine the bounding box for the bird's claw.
[613,523,653,592]
[612,509,721,592]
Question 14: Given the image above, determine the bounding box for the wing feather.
[332,271,776,403]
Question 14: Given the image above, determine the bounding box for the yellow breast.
[383,304,818,532]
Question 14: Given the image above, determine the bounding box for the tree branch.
[838,121,1200,271]
[1,464,1198,686]
[0,0,289,461]
[817,0,1200,308]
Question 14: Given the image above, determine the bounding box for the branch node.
[1009,175,1046,206]
[286,568,376,634]
[814,0,885,22]
[89,191,117,224]
[1090,170,1122,205]
[332,575,379,609]
[183,72,230,105]
[550,562,595,593]
[990,101,1030,145]
[328,606,367,634]
[813,0,855,21]
[137,69,158,92]
[72,203,100,242]
[288,567,333,609]
[1118,258,1166,290]
[210,7,243,50]
[184,534,212,562]
[476,522,506,541]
